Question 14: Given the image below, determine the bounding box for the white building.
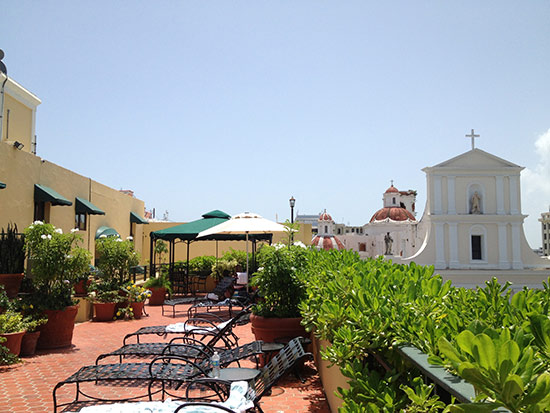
[401,146,550,289]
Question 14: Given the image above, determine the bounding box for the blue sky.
[2,1,549,248]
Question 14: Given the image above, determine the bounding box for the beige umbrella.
[197,212,289,283]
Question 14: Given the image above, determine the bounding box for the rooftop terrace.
[0,304,330,413]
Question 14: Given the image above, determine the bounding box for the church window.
[325,225,327,233]
[471,235,482,260]
[392,197,396,205]
[400,202,406,209]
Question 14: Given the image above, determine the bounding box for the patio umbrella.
[197,212,289,284]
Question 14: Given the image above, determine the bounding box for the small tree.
[154,239,168,265]
[95,237,140,285]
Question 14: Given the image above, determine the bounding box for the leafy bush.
[95,237,140,284]
[250,243,308,318]
[189,256,216,276]
[299,249,550,412]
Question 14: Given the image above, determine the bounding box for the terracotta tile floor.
[0,303,331,413]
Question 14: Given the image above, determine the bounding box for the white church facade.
[307,137,550,289]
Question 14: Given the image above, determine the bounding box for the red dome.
[370,207,416,223]
[311,235,345,251]
[385,185,399,193]
[319,211,333,222]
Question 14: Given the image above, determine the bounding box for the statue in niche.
[384,232,393,255]
[470,191,482,214]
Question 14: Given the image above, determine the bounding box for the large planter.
[312,337,348,412]
[93,302,116,322]
[37,305,78,349]
[130,301,145,319]
[250,314,308,343]
[0,330,26,356]
[147,287,166,306]
[0,273,24,298]
[19,331,41,357]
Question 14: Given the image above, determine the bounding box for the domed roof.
[311,234,345,251]
[319,210,333,222]
[370,206,416,223]
[385,185,399,194]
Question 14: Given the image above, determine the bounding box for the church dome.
[385,185,399,194]
[311,234,345,251]
[319,210,333,222]
[370,206,416,223]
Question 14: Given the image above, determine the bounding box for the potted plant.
[249,243,309,343]
[24,221,92,349]
[0,223,26,298]
[0,311,27,357]
[120,283,151,319]
[87,279,122,321]
[143,271,171,306]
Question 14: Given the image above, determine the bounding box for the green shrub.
[189,256,216,276]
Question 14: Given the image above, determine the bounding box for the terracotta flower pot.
[147,287,166,306]
[0,330,26,356]
[0,273,24,298]
[37,306,78,349]
[19,331,41,357]
[130,301,145,319]
[73,279,91,296]
[93,302,116,322]
[250,314,307,343]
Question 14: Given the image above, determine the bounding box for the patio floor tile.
[0,303,331,413]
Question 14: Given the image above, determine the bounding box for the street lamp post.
[289,196,295,243]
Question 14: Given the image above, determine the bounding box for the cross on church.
[466,129,480,150]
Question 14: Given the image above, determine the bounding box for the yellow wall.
[141,222,313,265]
[2,94,33,150]
[0,142,146,261]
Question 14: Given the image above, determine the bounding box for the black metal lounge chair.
[176,337,314,413]
[162,276,236,318]
[53,341,264,413]
[122,305,250,346]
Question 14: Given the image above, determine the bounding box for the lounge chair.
[53,341,264,413]
[162,276,235,318]
[122,306,250,346]
[176,337,313,413]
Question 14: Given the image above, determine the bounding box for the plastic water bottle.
[211,351,220,378]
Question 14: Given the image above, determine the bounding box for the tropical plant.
[211,258,238,281]
[221,249,247,271]
[0,285,9,310]
[95,236,140,284]
[0,223,25,274]
[24,221,92,310]
[143,271,172,293]
[87,279,121,303]
[188,256,216,276]
[250,243,308,318]
[154,239,168,264]
[0,311,26,334]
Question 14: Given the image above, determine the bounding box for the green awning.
[75,197,105,215]
[150,210,270,243]
[95,226,119,239]
[34,184,72,206]
[0,181,5,189]
[130,212,148,224]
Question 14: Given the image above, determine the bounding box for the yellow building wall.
[2,94,33,149]
[141,222,312,265]
[0,142,146,261]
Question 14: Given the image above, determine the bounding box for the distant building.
[540,208,550,256]
[295,214,320,235]
[311,210,345,250]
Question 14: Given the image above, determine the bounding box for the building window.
[359,243,366,252]
[337,228,341,234]
[34,202,45,222]
[75,213,87,230]
[392,197,396,205]
[471,235,482,260]
[324,225,328,233]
